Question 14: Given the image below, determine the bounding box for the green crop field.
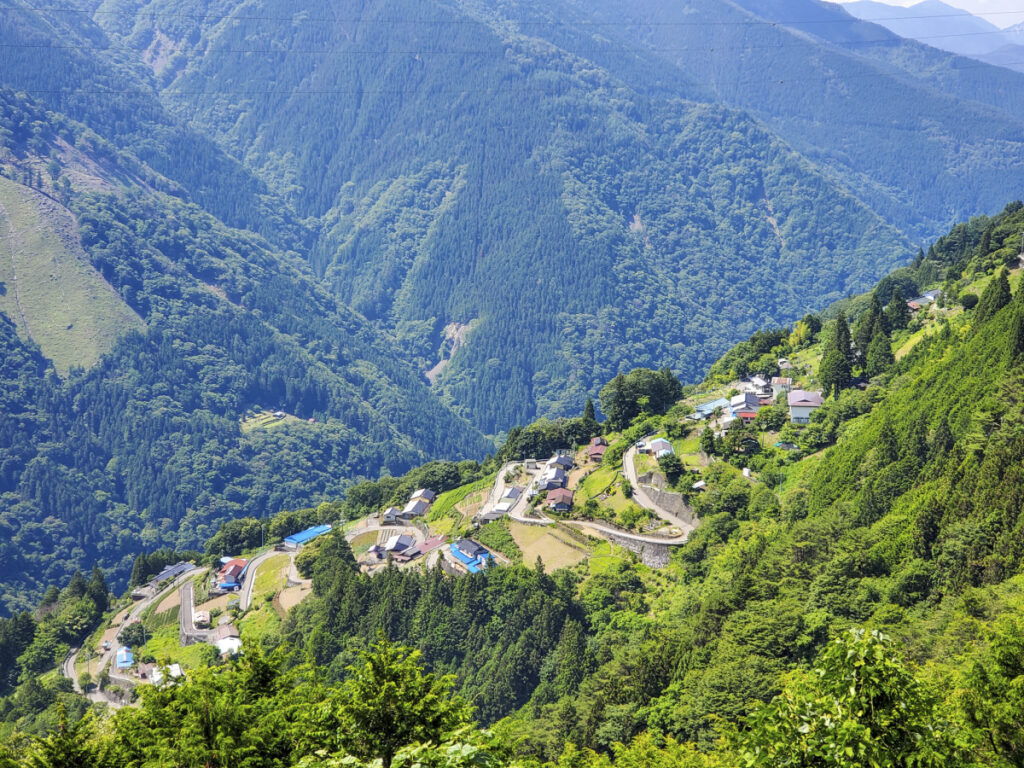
[0,176,142,373]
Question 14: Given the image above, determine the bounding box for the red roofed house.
[218,558,247,586]
[588,442,608,462]
[545,487,575,512]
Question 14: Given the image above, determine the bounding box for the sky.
[834,0,1024,28]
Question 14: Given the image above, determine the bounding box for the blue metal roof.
[116,647,134,668]
[283,524,333,546]
[695,398,730,416]
[449,544,491,573]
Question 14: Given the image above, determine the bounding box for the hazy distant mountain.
[841,0,1010,56]
[840,0,1024,71]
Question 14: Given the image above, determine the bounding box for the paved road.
[59,565,201,706]
[479,459,554,525]
[562,519,688,545]
[239,549,280,611]
[623,442,699,535]
[179,580,215,644]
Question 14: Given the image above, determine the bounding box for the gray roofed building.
[411,488,437,503]
[401,498,430,518]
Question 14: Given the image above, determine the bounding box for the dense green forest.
[4,206,1024,766]
[71,0,1024,432]
[0,88,490,613]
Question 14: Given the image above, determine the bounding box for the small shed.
[116,647,134,669]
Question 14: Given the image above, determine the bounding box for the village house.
[384,533,415,552]
[588,441,608,462]
[548,454,574,471]
[545,487,575,512]
[771,376,793,399]
[450,538,492,573]
[410,488,437,504]
[501,485,523,501]
[217,558,248,590]
[689,397,730,421]
[380,506,401,525]
[480,501,514,523]
[730,392,761,423]
[400,498,430,520]
[788,389,824,424]
[648,437,673,456]
[537,466,568,490]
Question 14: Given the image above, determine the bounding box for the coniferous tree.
[866,319,894,378]
[885,288,911,331]
[834,310,854,366]
[819,316,853,399]
[854,296,886,359]
[699,426,716,456]
[975,268,1011,324]
[337,638,472,768]
[85,567,108,614]
[23,704,96,768]
[583,397,596,424]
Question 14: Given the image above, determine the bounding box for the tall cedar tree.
[337,638,472,768]
[885,287,911,330]
[819,313,853,397]
[975,268,1011,324]
[854,295,887,358]
[865,318,894,378]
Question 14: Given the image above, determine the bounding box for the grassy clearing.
[779,450,824,495]
[239,605,281,641]
[0,176,142,373]
[240,410,305,433]
[428,517,455,537]
[586,540,629,576]
[138,625,212,669]
[429,476,494,521]
[250,554,289,604]
[578,466,619,499]
[509,522,587,572]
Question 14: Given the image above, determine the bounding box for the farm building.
[283,524,332,549]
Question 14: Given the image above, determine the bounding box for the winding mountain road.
[622,441,699,536]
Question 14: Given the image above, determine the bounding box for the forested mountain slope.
[0,0,306,244]
[79,0,926,432]
[586,0,1024,240]
[4,207,1024,768]
[278,205,1024,764]
[0,89,490,614]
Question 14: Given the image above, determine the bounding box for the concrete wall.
[606,533,672,568]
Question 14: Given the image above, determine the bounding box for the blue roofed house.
[450,539,492,573]
[691,397,731,420]
[116,647,134,669]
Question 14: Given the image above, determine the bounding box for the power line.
[9,3,1024,29]
[0,27,1018,58]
